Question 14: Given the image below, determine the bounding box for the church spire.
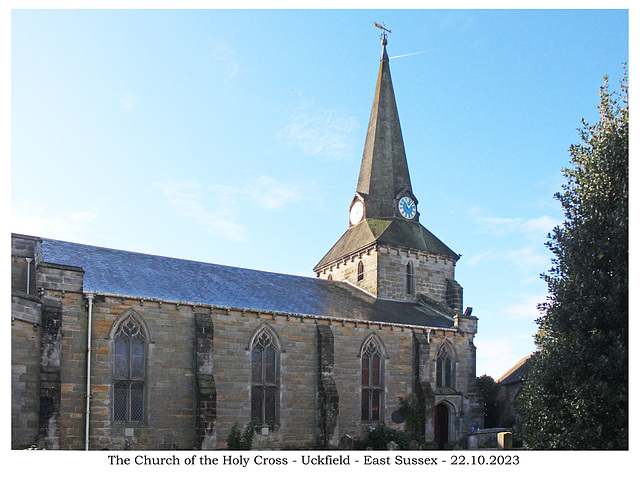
[355,37,415,221]
[314,34,460,304]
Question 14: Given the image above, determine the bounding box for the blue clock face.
[398,197,416,219]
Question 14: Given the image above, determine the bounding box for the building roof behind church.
[314,218,459,271]
[39,238,455,328]
[496,354,535,385]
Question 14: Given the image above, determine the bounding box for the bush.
[226,419,260,450]
[397,396,423,440]
[365,425,411,450]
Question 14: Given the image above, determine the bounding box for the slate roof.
[314,218,459,271]
[496,354,535,386]
[40,238,455,329]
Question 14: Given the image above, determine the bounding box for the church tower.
[314,37,464,313]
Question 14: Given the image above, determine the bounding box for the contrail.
[389,50,430,59]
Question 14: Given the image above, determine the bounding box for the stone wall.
[11,234,481,450]
[87,296,199,450]
[53,295,480,449]
[43,289,86,449]
[11,294,42,449]
[426,326,483,443]
[377,247,456,303]
[497,382,522,427]
[316,245,457,307]
[11,234,40,294]
[317,246,379,297]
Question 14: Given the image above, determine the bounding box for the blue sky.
[10,8,629,379]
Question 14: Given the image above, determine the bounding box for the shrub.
[226,419,260,450]
[397,396,423,440]
[365,425,411,450]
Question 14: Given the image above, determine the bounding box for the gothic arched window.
[406,261,415,295]
[113,313,147,422]
[250,325,280,425]
[436,342,456,389]
[357,261,364,282]
[361,334,385,422]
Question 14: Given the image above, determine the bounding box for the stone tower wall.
[316,247,379,297]
[317,245,457,307]
[376,246,456,303]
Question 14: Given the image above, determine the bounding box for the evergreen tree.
[518,68,628,449]
[476,375,501,428]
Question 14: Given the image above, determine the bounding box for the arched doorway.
[434,403,449,449]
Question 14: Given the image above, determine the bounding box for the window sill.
[111,421,148,427]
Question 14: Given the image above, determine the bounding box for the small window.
[406,262,415,295]
[357,261,364,282]
[436,343,456,389]
[112,314,146,422]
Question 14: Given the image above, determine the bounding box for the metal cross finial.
[374,22,392,42]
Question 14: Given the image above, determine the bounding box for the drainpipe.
[84,292,95,451]
[25,257,33,294]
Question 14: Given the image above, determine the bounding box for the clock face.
[350,201,364,225]
[398,196,417,219]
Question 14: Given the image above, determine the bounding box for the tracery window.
[406,261,415,295]
[361,334,385,422]
[250,325,280,425]
[113,314,146,422]
[436,343,456,389]
[357,261,364,282]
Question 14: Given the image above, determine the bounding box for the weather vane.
[374,22,391,42]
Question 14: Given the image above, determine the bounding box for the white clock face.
[398,196,417,219]
[350,201,364,225]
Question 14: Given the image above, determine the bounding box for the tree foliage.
[397,396,425,440]
[518,67,628,449]
[476,375,501,428]
[361,424,411,450]
[226,419,260,450]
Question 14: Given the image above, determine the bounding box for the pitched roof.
[39,238,455,328]
[496,354,535,385]
[356,41,413,219]
[314,218,459,271]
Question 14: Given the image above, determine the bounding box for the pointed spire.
[356,38,413,220]
[313,37,459,277]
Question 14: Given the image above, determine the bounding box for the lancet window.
[113,314,147,422]
[436,342,456,389]
[361,334,385,422]
[250,325,280,425]
[406,261,415,295]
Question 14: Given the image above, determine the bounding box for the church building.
[11,38,483,450]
